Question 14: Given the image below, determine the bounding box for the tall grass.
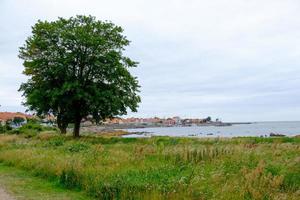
[0,134,299,199]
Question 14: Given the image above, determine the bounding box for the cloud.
[0,0,300,121]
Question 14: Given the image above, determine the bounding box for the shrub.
[0,124,5,133]
[7,129,21,135]
[10,122,58,137]
[4,121,12,131]
[0,122,15,134]
[19,122,44,132]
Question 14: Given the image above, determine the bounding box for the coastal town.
[0,112,228,129]
[102,116,230,128]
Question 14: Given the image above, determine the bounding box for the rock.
[270,133,286,137]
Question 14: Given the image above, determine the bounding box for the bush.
[0,122,12,134]
[19,123,44,132]
[11,122,57,137]
[4,122,12,131]
[7,128,38,138]
[0,124,5,133]
[7,129,21,135]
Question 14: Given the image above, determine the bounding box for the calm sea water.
[124,121,300,138]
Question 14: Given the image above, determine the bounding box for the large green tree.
[19,15,141,137]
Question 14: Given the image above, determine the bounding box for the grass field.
[0,163,92,200]
[0,132,299,199]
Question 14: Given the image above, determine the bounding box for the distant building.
[104,116,211,126]
[0,112,32,126]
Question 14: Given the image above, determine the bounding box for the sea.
[124,121,300,138]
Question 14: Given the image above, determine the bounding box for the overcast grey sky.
[1,0,300,121]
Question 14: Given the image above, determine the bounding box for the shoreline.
[99,121,240,130]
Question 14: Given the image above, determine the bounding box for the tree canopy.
[19,15,141,137]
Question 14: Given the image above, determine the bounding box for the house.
[163,118,176,126]
[0,112,32,126]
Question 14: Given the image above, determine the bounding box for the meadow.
[0,125,299,199]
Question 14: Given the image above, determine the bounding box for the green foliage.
[265,164,282,176]
[19,15,141,136]
[27,118,40,124]
[4,121,12,131]
[19,123,44,132]
[60,168,82,189]
[0,124,5,133]
[0,164,92,200]
[12,117,25,126]
[65,142,90,153]
[283,172,300,191]
[0,122,12,134]
[6,122,57,138]
[155,137,179,146]
[0,136,299,199]
[45,137,65,147]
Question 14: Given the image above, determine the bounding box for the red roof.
[0,112,32,121]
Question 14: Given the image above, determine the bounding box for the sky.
[1,0,300,122]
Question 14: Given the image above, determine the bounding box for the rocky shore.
[100,121,235,130]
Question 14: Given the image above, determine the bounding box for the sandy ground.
[0,187,15,200]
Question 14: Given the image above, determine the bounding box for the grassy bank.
[0,133,299,199]
[0,163,93,200]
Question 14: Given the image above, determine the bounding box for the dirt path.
[0,187,15,200]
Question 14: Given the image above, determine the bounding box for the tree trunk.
[59,126,67,134]
[73,116,81,138]
[57,114,68,134]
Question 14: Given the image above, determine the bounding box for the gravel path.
[0,187,15,200]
